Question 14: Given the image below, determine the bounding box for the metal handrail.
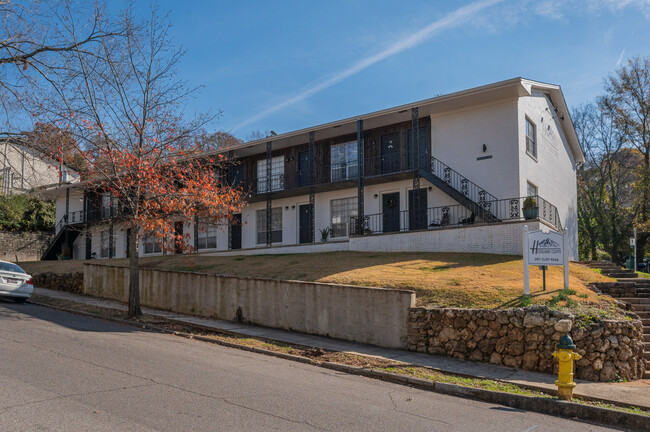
[350,195,562,235]
[429,156,497,204]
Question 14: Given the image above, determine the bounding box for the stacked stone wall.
[33,272,84,294]
[408,305,646,381]
[0,230,51,262]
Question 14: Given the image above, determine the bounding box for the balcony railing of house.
[350,195,562,236]
[429,156,498,204]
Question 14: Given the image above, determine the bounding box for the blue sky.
[132,0,650,140]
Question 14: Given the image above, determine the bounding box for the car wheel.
[13,297,27,304]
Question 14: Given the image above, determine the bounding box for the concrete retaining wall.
[350,221,545,255]
[84,263,415,349]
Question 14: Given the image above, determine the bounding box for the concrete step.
[645,351,650,361]
[645,371,650,380]
[642,319,650,326]
[618,297,650,304]
[644,335,650,343]
[612,273,639,278]
[631,305,650,312]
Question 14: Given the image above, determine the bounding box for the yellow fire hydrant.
[552,334,582,401]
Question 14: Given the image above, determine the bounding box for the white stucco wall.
[517,91,579,259]
[429,99,520,199]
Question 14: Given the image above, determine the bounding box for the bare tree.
[35,6,245,318]
[574,103,638,262]
[600,56,650,259]
[0,0,122,129]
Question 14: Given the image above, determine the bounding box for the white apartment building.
[42,78,584,261]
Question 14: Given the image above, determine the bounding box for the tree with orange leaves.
[34,6,245,318]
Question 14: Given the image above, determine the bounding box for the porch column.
[64,188,70,250]
[357,119,364,235]
[108,223,114,259]
[309,131,315,243]
[266,141,272,247]
[411,107,421,229]
[194,215,199,251]
[227,150,233,250]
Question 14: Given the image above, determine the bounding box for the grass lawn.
[20,251,616,311]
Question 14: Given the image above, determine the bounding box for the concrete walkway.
[33,287,650,410]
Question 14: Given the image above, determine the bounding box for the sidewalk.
[33,287,650,410]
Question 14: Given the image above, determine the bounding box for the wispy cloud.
[230,0,505,133]
[616,48,627,67]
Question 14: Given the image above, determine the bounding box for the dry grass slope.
[20,251,614,310]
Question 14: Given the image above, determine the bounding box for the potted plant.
[319,227,331,242]
[523,196,539,220]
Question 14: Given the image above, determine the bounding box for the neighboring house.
[0,138,78,195]
[41,77,584,261]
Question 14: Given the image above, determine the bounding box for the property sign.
[523,226,569,295]
[630,237,636,247]
[527,230,565,266]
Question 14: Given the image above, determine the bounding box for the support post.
[523,225,530,295]
[194,215,199,251]
[634,227,637,273]
[309,131,316,243]
[411,107,420,230]
[357,119,364,235]
[563,228,569,289]
[266,141,272,247]
[109,223,114,259]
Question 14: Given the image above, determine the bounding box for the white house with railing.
[41,77,583,261]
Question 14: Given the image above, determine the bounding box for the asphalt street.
[0,301,619,431]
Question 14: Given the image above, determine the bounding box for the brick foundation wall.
[0,230,52,262]
[408,305,646,381]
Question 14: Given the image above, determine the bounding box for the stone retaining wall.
[0,230,52,262]
[33,272,84,294]
[408,305,646,381]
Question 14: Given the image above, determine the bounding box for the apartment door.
[231,214,242,250]
[408,189,428,231]
[174,221,183,254]
[297,151,311,187]
[228,165,243,187]
[381,132,400,174]
[299,204,312,244]
[382,192,400,233]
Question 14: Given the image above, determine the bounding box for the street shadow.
[0,297,137,333]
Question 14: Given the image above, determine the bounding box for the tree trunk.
[127,222,142,319]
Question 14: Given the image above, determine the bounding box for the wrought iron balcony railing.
[350,195,562,236]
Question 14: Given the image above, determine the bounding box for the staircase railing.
[429,156,498,205]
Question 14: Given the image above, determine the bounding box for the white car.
[0,260,33,303]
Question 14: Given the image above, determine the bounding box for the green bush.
[0,195,55,231]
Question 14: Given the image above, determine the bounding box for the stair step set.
[582,261,649,376]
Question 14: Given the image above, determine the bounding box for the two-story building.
[41,77,584,261]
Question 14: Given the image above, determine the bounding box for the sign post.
[523,225,530,295]
[632,227,637,272]
[524,227,567,294]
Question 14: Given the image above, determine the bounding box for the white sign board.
[630,238,636,247]
[527,230,565,266]
[523,226,569,295]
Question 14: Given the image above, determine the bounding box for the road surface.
[0,301,617,431]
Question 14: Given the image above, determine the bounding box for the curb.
[28,299,650,431]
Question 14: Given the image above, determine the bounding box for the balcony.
[350,195,562,236]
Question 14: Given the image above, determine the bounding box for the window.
[100,230,115,258]
[525,117,536,158]
[256,207,282,244]
[527,182,538,197]
[100,193,118,219]
[330,141,358,182]
[197,218,218,249]
[257,156,284,193]
[330,197,358,238]
[143,233,162,254]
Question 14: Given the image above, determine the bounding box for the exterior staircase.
[583,260,650,379]
[419,157,500,223]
